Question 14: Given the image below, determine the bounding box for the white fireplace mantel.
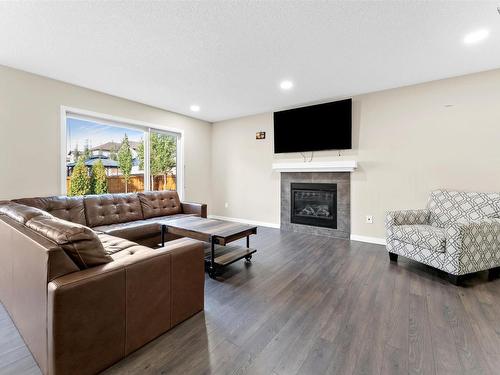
[272,160,357,173]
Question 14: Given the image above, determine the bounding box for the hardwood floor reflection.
[2,227,500,374]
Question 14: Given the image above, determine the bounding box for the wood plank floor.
[2,227,500,375]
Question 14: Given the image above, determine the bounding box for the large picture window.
[62,108,182,197]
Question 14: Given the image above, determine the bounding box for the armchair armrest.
[385,209,430,227]
[445,218,500,275]
[385,209,430,253]
[181,201,207,218]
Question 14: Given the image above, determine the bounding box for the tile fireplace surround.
[280,172,350,239]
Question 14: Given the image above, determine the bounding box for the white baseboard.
[350,234,386,246]
[208,215,281,229]
[207,215,385,245]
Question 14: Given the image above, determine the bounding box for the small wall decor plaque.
[256,131,266,140]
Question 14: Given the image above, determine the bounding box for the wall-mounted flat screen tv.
[273,98,352,153]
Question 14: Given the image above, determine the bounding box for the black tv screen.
[273,98,352,153]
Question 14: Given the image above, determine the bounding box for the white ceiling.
[1,1,499,122]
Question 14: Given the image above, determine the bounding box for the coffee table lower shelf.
[204,245,257,277]
[158,219,258,279]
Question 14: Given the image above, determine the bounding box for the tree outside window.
[137,133,177,191]
[65,115,179,195]
[117,134,133,193]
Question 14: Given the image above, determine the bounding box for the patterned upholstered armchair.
[386,190,500,285]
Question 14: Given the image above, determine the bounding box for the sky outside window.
[66,118,143,154]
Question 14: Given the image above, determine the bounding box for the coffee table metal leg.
[161,225,166,247]
[208,235,216,278]
[245,235,252,262]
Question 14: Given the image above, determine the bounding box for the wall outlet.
[365,215,373,224]
[224,202,229,208]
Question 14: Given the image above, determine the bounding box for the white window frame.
[60,106,185,199]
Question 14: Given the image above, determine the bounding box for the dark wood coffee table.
[159,217,257,278]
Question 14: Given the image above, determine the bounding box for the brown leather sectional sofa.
[0,191,207,375]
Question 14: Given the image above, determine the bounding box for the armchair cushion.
[393,225,446,253]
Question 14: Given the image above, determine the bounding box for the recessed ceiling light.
[190,104,200,112]
[280,80,294,90]
[464,29,490,44]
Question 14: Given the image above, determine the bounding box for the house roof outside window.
[91,141,141,152]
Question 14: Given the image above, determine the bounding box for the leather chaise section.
[47,238,204,374]
[14,196,87,226]
[84,194,144,227]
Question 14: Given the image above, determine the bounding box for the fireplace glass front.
[291,183,337,229]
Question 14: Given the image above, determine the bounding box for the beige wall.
[0,65,212,206]
[3,64,500,239]
[211,69,500,239]
[212,113,280,226]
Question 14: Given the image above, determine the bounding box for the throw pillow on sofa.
[26,215,112,269]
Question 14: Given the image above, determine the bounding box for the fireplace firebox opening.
[290,183,337,229]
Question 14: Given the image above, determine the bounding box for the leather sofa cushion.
[152,213,197,222]
[106,236,198,260]
[94,220,161,242]
[0,202,50,224]
[26,216,112,269]
[98,233,158,260]
[393,224,446,253]
[13,196,87,226]
[93,214,197,242]
[84,194,144,227]
[138,191,182,219]
[97,233,141,255]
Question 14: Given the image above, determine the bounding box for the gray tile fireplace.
[281,172,350,239]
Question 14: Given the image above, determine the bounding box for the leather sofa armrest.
[159,238,205,325]
[181,201,207,218]
[48,261,128,375]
